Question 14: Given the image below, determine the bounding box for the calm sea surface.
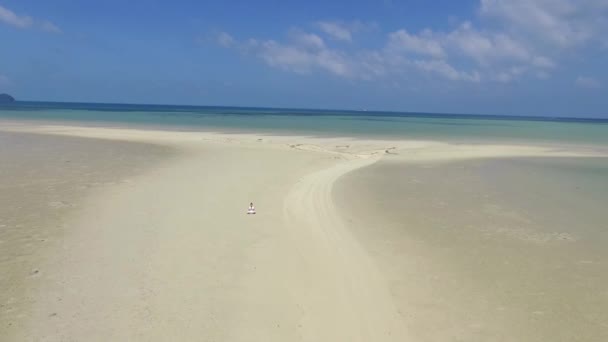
[1,101,607,145]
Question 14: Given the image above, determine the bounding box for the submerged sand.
[1,121,607,341]
[0,131,175,338]
[335,157,608,341]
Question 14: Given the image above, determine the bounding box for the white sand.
[2,122,605,341]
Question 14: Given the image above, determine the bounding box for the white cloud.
[316,21,352,42]
[494,66,527,83]
[0,5,33,28]
[219,29,387,79]
[218,27,516,83]
[218,29,483,82]
[315,20,377,42]
[41,20,61,33]
[382,21,555,83]
[387,29,445,59]
[216,1,605,84]
[531,56,555,69]
[575,76,601,89]
[0,5,61,33]
[288,30,325,50]
[479,0,608,48]
[356,51,388,78]
[216,32,235,47]
[445,22,532,64]
[244,36,352,77]
[413,60,480,82]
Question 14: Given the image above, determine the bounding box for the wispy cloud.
[41,20,62,34]
[216,31,235,47]
[216,1,605,84]
[494,66,527,83]
[315,20,377,42]
[241,31,354,77]
[216,30,478,82]
[479,0,608,48]
[444,22,533,65]
[575,76,601,89]
[288,29,326,50]
[387,29,446,59]
[316,21,353,42]
[413,60,480,82]
[384,20,556,82]
[0,5,33,28]
[0,5,61,33]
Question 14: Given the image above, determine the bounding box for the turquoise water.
[1,101,607,145]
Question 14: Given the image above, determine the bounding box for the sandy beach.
[2,121,607,341]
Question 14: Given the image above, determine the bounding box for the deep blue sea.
[1,101,607,145]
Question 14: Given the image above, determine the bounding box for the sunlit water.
[1,101,608,145]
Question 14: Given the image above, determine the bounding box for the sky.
[1,0,607,117]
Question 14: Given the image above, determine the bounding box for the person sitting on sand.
[247,202,256,215]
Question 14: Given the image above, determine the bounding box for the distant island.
[0,93,15,102]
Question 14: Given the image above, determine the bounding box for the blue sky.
[1,0,607,117]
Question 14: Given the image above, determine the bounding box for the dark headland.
[0,93,15,102]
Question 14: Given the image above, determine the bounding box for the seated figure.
[247,202,256,215]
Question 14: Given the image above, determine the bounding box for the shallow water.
[0,131,174,336]
[1,102,608,145]
[335,156,608,341]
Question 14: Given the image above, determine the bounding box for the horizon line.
[3,99,608,123]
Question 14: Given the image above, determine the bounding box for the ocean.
[1,101,608,145]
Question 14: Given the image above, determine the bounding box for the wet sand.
[1,121,607,341]
[0,131,175,338]
[335,157,608,341]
